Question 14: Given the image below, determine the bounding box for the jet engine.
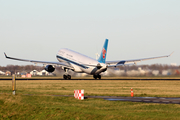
[45,65,55,72]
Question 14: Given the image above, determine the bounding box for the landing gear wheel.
[93,75,97,79]
[63,75,67,80]
[93,75,101,79]
[97,75,101,79]
[63,68,71,80]
[67,75,71,79]
[63,75,71,80]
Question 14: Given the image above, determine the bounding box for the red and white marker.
[74,90,84,100]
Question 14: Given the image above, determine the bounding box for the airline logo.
[102,48,106,59]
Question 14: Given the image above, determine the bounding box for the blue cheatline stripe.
[56,55,89,69]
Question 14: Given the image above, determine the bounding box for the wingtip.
[169,51,174,56]
[4,52,7,58]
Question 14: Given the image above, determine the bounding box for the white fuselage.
[56,48,107,75]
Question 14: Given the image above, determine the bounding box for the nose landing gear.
[63,68,71,80]
[63,74,71,80]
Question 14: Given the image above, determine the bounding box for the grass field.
[1,78,180,119]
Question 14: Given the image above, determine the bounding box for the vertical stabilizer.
[98,39,108,63]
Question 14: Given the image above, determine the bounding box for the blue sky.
[0,0,180,66]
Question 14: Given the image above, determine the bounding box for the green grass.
[1,94,180,120]
[1,80,180,97]
[1,79,180,119]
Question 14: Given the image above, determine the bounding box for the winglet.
[4,52,8,58]
[169,51,174,57]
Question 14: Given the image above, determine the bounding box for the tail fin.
[98,39,108,63]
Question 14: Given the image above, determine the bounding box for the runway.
[19,94,180,104]
[86,96,180,104]
[1,92,180,104]
[1,78,180,80]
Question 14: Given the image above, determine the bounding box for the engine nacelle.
[45,65,55,72]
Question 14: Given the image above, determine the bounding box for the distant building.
[5,71,11,76]
[152,70,159,76]
[175,70,180,75]
[0,71,5,75]
[162,70,168,76]
[30,70,39,76]
[171,63,177,66]
[21,71,27,75]
[38,70,49,76]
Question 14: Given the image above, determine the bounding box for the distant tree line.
[0,64,179,74]
[0,65,62,74]
[0,65,44,73]
[118,64,180,71]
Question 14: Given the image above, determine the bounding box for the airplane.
[4,39,173,79]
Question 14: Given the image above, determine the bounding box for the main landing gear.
[93,74,101,79]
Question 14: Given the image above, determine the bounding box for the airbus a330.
[4,39,173,79]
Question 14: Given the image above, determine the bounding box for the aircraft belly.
[57,58,65,63]
[83,67,107,75]
[70,64,83,73]
[94,68,107,75]
[82,67,94,74]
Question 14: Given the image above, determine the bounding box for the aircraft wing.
[4,53,73,69]
[106,52,174,67]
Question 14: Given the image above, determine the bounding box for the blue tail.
[98,39,108,63]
